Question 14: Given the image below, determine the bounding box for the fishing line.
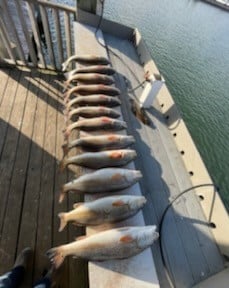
[159,183,218,288]
[94,0,146,97]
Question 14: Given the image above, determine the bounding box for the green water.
[103,0,229,210]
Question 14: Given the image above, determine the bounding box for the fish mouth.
[135,170,142,180]
[145,225,159,240]
[139,196,147,206]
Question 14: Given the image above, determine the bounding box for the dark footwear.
[14,247,32,268]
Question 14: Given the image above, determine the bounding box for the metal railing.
[0,0,76,70]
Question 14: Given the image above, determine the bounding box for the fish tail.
[62,143,69,157]
[46,246,65,269]
[58,213,67,232]
[59,186,66,203]
[63,109,69,123]
[59,158,67,172]
[62,61,67,71]
[63,80,68,87]
[64,129,70,141]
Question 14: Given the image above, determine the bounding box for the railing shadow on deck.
[4,66,65,114]
[0,93,88,287]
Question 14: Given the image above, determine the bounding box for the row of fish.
[47,54,158,269]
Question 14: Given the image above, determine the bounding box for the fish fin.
[59,186,66,203]
[64,80,69,87]
[73,202,83,209]
[64,130,69,141]
[63,109,69,122]
[58,213,67,232]
[62,143,68,157]
[112,200,126,207]
[59,158,67,172]
[110,151,123,159]
[120,235,134,243]
[62,62,67,71]
[46,247,65,269]
[75,235,87,241]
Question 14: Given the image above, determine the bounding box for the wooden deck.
[0,67,87,287]
[0,23,226,288]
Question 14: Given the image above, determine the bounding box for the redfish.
[62,134,135,155]
[64,85,121,103]
[65,65,116,79]
[47,226,159,268]
[62,55,110,71]
[65,94,121,109]
[63,117,126,139]
[58,195,146,231]
[59,168,142,203]
[65,73,114,86]
[64,106,120,122]
[59,149,137,170]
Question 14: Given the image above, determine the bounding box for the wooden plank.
[0,68,21,158]
[0,68,31,272]
[0,69,10,104]
[14,0,38,66]
[0,17,17,64]
[52,75,69,287]
[74,22,159,288]
[16,71,47,287]
[39,5,56,69]
[53,9,64,66]
[1,0,26,63]
[64,11,72,60]
[26,1,46,67]
[33,73,57,281]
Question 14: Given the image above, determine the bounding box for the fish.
[62,55,110,71]
[64,106,120,122]
[65,94,121,109]
[65,73,114,86]
[59,149,137,170]
[64,85,121,103]
[63,117,127,139]
[62,134,135,155]
[47,226,159,268]
[59,168,142,203]
[65,65,116,79]
[58,195,146,231]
